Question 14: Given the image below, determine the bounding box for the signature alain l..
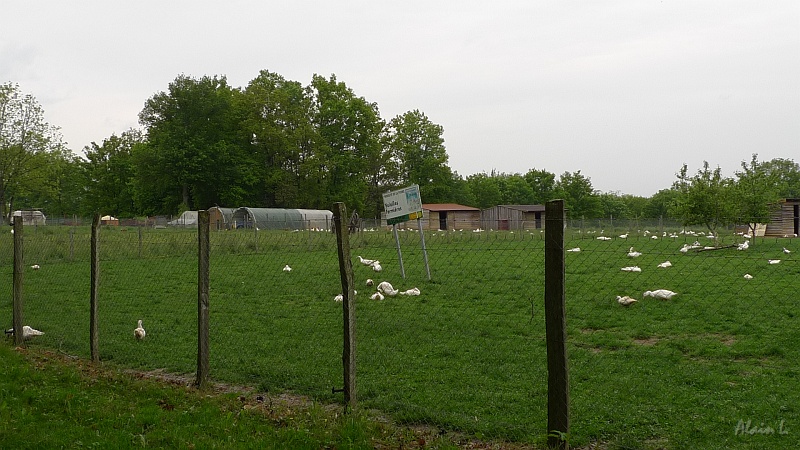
[735,419,789,436]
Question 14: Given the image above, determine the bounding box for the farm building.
[208,207,236,231]
[416,204,481,230]
[100,215,119,226]
[12,210,46,226]
[168,211,198,227]
[765,198,800,237]
[230,207,333,230]
[481,205,546,230]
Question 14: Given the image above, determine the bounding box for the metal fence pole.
[545,199,569,449]
[333,202,356,408]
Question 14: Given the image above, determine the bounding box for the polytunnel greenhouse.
[230,207,333,230]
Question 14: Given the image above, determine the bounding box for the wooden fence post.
[90,213,100,362]
[12,219,24,347]
[196,210,210,388]
[333,202,356,408]
[545,200,569,449]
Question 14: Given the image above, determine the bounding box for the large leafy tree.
[241,70,319,208]
[465,172,503,209]
[0,82,66,223]
[385,110,453,207]
[733,154,781,238]
[554,171,602,219]
[308,74,384,214]
[670,162,735,237]
[761,158,800,199]
[138,75,253,213]
[82,130,142,216]
[523,168,556,204]
[643,188,680,219]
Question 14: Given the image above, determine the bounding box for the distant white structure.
[12,210,46,226]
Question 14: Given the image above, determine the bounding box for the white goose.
[4,325,45,339]
[621,266,642,272]
[783,247,791,254]
[627,247,642,258]
[365,279,374,286]
[643,289,678,300]
[657,261,672,268]
[566,247,581,252]
[743,274,753,280]
[357,256,377,266]
[134,320,146,340]
[616,295,638,306]
[370,292,385,301]
[399,287,421,296]
[377,281,399,297]
[371,261,382,272]
[282,264,292,272]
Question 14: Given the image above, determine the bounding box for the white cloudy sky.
[3,1,798,197]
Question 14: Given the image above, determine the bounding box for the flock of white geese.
[573,231,792,307]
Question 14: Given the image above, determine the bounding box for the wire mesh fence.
[2,212,798,448]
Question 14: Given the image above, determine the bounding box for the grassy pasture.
[2,225,798,448]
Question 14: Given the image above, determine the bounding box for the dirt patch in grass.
[632,337,660,346]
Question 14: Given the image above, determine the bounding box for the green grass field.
[2,224,798,449]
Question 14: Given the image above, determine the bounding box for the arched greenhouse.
[230,207,333,230]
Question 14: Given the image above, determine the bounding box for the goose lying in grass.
[616,295,638,306]
[377,281,399,297]
[371,261,382,272]
[370,292,385,301]
[768,259,781,265]
[627,247,642,258]
[657,261,672,268]
[357,256,377,266]
[5,326,44,339]
[30,264,40,270]
[643,289,678,300]
[743,274,753,280]
[621,266,642,272]
[737,241,749,251]
[365,279,374,286]
[282,265,292,272]
[399,287,421,296]
[566,247,581,252]
[596,236,612,241]
[134,320,146,340]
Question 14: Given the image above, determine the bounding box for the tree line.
[2,77,799,226]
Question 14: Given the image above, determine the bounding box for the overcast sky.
[3,1,798,197]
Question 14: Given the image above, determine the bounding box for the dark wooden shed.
[481,205,546,230]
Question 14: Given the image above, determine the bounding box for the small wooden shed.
[481,205,546,230]
[418,204,481,231]
[765,198,800,237]
[208,207,236,231]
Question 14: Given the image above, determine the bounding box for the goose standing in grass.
[783,247,791,254]
[737,241,749,251]
[333,294,344,302]
[616,295,638,306]
[643,289,678,300]
[282,265,292,272]
[619,233,628,239]
[134,320,146,340]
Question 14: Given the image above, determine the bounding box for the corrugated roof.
[496,204,546,212]
[423,203,480,212]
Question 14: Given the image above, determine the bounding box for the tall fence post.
[545,199,569,449]
[12,219,24,347]
[196,210,210,388]
[90,213,100,362]
[333,202,356,408]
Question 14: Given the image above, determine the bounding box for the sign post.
[383,185,430,279]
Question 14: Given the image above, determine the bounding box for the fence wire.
[2,216,798,449]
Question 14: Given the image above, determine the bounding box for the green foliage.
[554,170,602,219]
[733,154,782,237]
[670,161,735,235]
[761,157,800,199]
